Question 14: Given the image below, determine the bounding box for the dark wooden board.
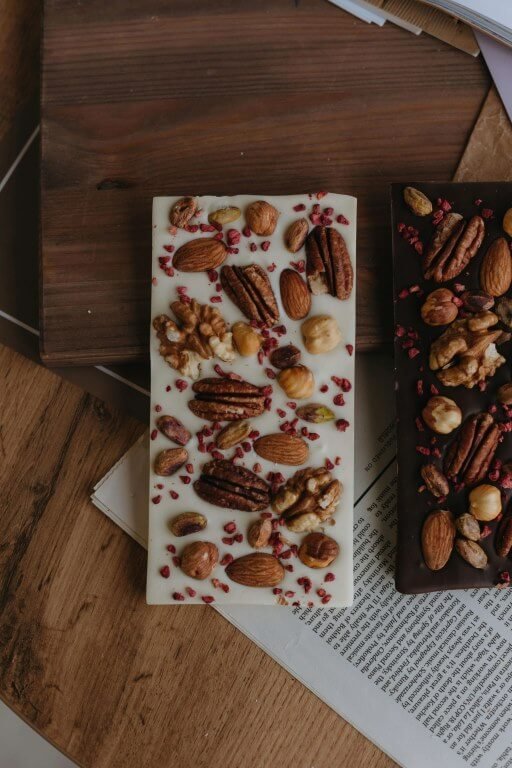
[40,0,489,366]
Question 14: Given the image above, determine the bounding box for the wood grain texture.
[40,0,489,365]
[0,344,396,768]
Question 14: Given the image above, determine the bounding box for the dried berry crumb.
[169,490,179,500]
[324,572,335,582]
[224,522,236,534]
[172,592,185,601]
[335,419,349,432]
[220,554,234,566]
[160,565,170,578]
[186,586,197,597]
[261,241,271,252]
[202,595,215,604]
[151,495,162,504]
[166,544,176,553]
[151,429,158,441]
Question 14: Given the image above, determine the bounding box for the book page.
[92,352,512,768]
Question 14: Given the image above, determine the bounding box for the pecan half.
[188,376,266,421]
[444,412,500,487]
[220,264,279,326]
[496,515,512,558]
[420,464,449,498]
[305,226,353,300]
[423,214,484,282]
[194,459,271,512]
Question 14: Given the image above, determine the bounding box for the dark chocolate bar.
[392,182,512,593]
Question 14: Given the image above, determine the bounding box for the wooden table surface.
[0,1,494,766]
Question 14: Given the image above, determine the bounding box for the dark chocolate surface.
[392,182,512,593]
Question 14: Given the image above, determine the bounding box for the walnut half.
[272,467,342,532]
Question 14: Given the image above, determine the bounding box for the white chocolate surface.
[148,194,356,606]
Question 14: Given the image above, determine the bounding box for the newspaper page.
[92,352,512,768]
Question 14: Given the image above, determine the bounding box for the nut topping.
[298,532,339,569]
[269,344,301,369]
[232,322,261,357]
[194,460,271,512]
[420,464,449,498]
[301,315,342,355]
[480,237,512,297]
[247,518,272,549]
[156,414,191,445]
[277,365,315,399]
[272,467,342,532]
[181,541,219,580]
[455,514,481,542]
[254,433,309,466]
[279,268,311,320]
[496,515,512,558]
[173,237,228,272]
[421,396,461,435]
[429,312,506,389]
[421,510,455,571]
[444,412,500,488]
[460,290,494,313]
[153,297,234,380]
[455,539,488,570]
[221,263,279,326]
[188,376,267,421]
[305,226,353,299]
[215,421,252,450]
[226,553,284,587]
[170,512,207,537]
[154,447,188,477]
[296,403,335,424]
[245,200,279,236]
[285,218,309,253]
[503,208,512,237]
[169,197,197,228]
[468,484,501,522]
[208,206,241,226]
[497,382,512,405]
[423,214,484,282]
[403,186,432,216]
[420,288,458,326]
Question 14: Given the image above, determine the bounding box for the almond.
[173,238,228,272]
[285,218,308,253]
[279,268,311,320]
[480,237,512,297]
[421,509,455,571]
[169,197,197,228]
[226,553,284,587]
[245,200,279,236]
[247,518,272,549]
[253,433,309,466]
[455,538,488,569]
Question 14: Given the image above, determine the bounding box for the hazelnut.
[169,512,207,537]
[455,513,481,542]
[277,365,315,399]
[503,207,512,237]
[247,518,272,549]
[298,532,339,569]
[420,288,458,326]
[468,484,501,522]
[180,541,219,580]
[301,315,342,355]
[269,344,301,369]
[498,382,512,405]
[245,200,279,236]
[422,396,462,435]
[232,321,261,357]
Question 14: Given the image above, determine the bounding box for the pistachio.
[170,512,207,537]
[215,421,251,450]
[455,513,481,542]
[455,538,488,569]
[247,518,272,549]
[403,186,433,216]
[208,206,241,226]
[154,447,188,476]
[420,463,449,498]
[296,403,335,424]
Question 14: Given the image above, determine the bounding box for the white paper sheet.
[92,352,512,768]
